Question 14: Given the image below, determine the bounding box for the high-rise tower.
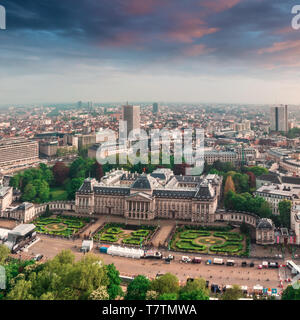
[121,104,141,138]
[270,105,288,132]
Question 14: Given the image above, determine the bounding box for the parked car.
[258,264,263,269]
[163,254,174,261]
[206,259,212,265]
[268,262,279,268]
[226,260,235,266]
[192,257,202,264]
[34,254,43,261]
[181,256,191,263]
[241,261,247,267]
[250,262,255,267]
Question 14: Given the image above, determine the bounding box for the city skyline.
[0,0,300,105]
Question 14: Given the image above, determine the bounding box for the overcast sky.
[0,0,300,105]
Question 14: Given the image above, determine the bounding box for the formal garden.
[170,225,249,256]
[33,215,91,237]
[93,223,157,246]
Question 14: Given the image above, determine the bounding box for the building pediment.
[126,192,152,201]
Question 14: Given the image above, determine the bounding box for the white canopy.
[107,245,144,259]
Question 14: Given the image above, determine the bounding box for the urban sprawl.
[1,103,300,300]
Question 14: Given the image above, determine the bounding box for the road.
[22,235,285,291]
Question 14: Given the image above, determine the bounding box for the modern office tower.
[270,105,288,132]
[0,138,39,169]
[153,102,158,113]
[121,104,140,138]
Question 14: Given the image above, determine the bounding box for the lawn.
[49,187,68,201]
[170,226,247,256]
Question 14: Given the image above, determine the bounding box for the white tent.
[107,245,144,259]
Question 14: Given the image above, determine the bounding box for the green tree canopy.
[150,273,180,296]
[125,275,151,300]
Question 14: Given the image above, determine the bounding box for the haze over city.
[1,0,300,105]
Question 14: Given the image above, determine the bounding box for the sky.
[0,0,300,105]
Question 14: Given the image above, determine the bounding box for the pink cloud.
[258,40,300,68]
[124,0,165,15]
[258,40,300,54]
[167,27,219,43]
[183,44,215,56]
[163,12,219,43]
[201,0,241,13]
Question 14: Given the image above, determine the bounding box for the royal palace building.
[75,168,222,222]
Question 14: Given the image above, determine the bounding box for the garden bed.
[93,223,157,247]
[170,226,247,256]
[33,215,91,238]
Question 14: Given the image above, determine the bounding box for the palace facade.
[75,168,223,222]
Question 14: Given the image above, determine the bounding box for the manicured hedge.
[180,230,211,239]
[175,239,207,251]
[213,232,243,242]
[210,242,243,253]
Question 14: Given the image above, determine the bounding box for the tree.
[224,176,235,194]
[224,190,236,210]
[245,166,268,177]
[89,286,109,300]
[150,273,180,296]
[22,183,37,202]
[146,290,159,300]
[52,162,70,186]
[0,245,10,265]
[221,285,243,300]
[282,285,300,300]
[125,275,151,300]
[178,278,209,300]
[179,289,209,300]
[39,163,54,185]
[232,173,249,193]
[257,201,272,218]
[65,177,85,200]
[105,264,123,299]
[278,200,292,228]
[6,280,34,300]
[159,292,178,300]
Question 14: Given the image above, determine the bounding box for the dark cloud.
[0,0,298,69]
